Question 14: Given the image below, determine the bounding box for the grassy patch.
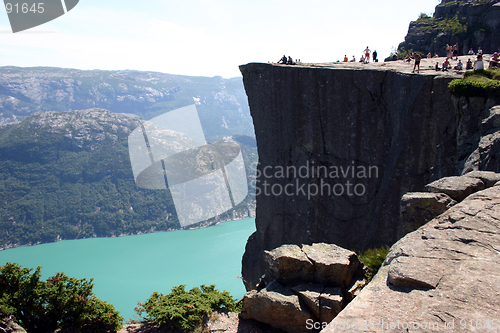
[358,246,390,280]
[449,68,500,97]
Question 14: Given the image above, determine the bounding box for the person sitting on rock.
[344,55,348,62]
[468,48,475,55]
[466,58,473,70]
[433,53,439,58]
[454,59,463,71]
[442,58,450,71]
[278,55,287,64]
[435,62,441,71]
[427,52,432,59]
[489,52,499,68]
[287,56,295,65]
[350,55,356,62]
[475,54,484,70]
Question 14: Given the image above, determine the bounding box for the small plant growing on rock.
[135,284,239,331]
[358,246,390,280]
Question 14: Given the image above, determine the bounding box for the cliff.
[398,0,500,56]
[239,61,500,289]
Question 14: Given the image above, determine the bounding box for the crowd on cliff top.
[275,43,500,73]
[403,43,500,73]
[277,46,380,66]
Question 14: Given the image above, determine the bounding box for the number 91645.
[5,3,45,14]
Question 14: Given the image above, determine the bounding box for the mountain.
[0,108,257,249]
[0,66,254,142]
[398,0,500,56]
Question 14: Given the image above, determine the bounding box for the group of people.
[342,47,378,63]
[278,55,300,65]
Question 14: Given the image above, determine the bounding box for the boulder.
[240,281,315,333]
[264,244,314,286]
[464,170,500,187]
[399,192,456,238]
[424,176,485,201]
[242,243,365,333]
[301,243,359,288]
[323,186,500,333]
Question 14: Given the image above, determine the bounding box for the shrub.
[136,284,239,331]
[0,262,123,332]
[449,69,500,97]
[358,246,390,280]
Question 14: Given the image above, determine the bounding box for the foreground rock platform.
[322,186,500,333]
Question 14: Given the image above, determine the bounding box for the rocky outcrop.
[461,104,500,172]
[399,192,456,238]
[240,63,461,289]
[323,185,500,333]
[399,170,500,239]
[240,243,365,333]
[398,0,500,56]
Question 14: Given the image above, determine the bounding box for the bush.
[136,284,239,331]
[449,69,500,97]
[0,262,123,332]
[358,246,390,280]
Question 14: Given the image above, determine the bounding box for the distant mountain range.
[0,66,254,141]
[0,67,256,249]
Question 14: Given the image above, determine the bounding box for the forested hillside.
[0,109,256,249]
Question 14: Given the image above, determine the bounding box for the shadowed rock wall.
[240,63,460,289]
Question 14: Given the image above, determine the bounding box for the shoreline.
[0,213,256,252]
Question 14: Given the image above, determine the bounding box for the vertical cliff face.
[240,63,461,289]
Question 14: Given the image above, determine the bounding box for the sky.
[0,0,442,78]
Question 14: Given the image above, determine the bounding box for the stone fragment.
[291,283,324,319]
[387,256,443,289]
[301,243,359,288]
[319,287,343,323]
[240,281,314,333]
[399,192,456,238]
[463,170,500,188]
[425,176,485,201]
[264,244,314,286]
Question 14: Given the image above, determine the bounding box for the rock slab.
[323,186,500,333]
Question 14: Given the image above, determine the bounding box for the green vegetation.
[135,284,240,331]
[0,262,123,332]
[358,246,390,280]
[449,68,500,97]
[413,14,467,35]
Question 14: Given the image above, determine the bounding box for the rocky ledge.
[323,184,500,333]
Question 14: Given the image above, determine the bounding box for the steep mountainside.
[398,0,500,56]
[0,67,253,141]
[0,109,256,249]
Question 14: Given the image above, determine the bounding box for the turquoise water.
[0,217,255,321]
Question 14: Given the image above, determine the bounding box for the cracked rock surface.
[323,185,500,333]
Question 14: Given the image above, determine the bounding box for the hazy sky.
[0,0,441,78]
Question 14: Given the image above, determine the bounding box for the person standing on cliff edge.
[364,46,371,63]
[372,50,378,62]
[412,52,421,73]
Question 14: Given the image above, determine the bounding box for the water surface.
[0,218,255,321]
